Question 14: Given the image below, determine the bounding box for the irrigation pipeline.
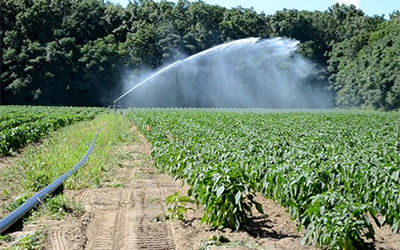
[0,126,104,234]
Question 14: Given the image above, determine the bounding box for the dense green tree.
[0,0,398,109]
[126,21,161,68]
[268,9,327,64]
[220,7,270,40]
[79,34,128,105]
[103,3,128,43]
[181,1,224,53]
[332,14,400,110]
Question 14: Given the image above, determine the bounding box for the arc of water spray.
[112,37,302,110]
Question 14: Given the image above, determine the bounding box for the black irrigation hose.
[0,126,104,234]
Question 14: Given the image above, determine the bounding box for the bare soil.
[2,126,399,249]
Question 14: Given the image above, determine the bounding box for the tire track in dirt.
[47,126,178,249]
[75,189,95,203]
[112,189,130,250]
[126,178,176,249]
[50,231,68,250]
[86,210,116,249]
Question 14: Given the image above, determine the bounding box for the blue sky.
[108,0,399,18]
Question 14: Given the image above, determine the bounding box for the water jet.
[114,37,332,109]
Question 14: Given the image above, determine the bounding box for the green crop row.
[0,115,46,131]
[0,106,104,155]
[129,110,400,249]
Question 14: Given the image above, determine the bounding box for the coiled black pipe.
[0,126,104,234]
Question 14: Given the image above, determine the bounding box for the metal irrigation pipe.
[0,126,104,234]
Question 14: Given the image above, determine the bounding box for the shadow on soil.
[244,215,300,239]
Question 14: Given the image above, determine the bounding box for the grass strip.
[0,114,133,218]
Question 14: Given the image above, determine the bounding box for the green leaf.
[254,201,263,214]
[392,221,399,233]
[392,171,399,181]
[234,191,241,205]
[216,186,225,198]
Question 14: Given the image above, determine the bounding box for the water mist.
[116,37,333,108]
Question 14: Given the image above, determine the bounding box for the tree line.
[1,0,399,109]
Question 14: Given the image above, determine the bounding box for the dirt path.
[46,127,178,249]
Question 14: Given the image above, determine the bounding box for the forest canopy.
[1,0,399,109]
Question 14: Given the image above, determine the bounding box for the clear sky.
[108,0,399,18]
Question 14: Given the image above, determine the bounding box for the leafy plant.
[31,194,84,220]
[10,231,45,250]
[130,110,400,248]
[165,192,195,221]
[6,194,30,212]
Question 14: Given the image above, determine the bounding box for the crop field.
[130,110,400,248]
[1,107,399,249]
[0,106,104,155]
